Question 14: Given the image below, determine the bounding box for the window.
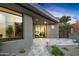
[34,25,47,38]
[0,7,23,41]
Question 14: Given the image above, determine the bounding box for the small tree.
[59,16,71,38]
[6,25,13,38]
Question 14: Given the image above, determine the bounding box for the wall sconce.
[44,21,47,24]
[51,25,55,29]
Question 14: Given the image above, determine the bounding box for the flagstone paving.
[28,38,78,56]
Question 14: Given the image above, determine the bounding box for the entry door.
[34,25,47,38]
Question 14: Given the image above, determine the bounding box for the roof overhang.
[17,3,59,23]
[0,3,59,23]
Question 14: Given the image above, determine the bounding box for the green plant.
[59,16,71,38]
[0,40,3,51]
[59,16,70,23]
[6,25,13,37]
[0,41,3,46]
[64,23,71,32]
[19,48,26,53]
[40,32,45,37]
[50,46,64,56]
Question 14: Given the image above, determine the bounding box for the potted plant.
[40,32,45,37]
[6,25,13,38]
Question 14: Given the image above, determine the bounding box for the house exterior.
[71,20,79,32]
[0,3,59,55]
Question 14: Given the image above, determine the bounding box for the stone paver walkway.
[28,38,78,56]
[28,38,50,56]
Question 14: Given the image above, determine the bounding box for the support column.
[23,14,33,52]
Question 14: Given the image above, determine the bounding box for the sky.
[38,3,79,22]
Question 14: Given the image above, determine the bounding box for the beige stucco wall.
[47,24,59,38]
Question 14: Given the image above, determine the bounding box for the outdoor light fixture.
[51,25,55,29]
[44,21,47,24]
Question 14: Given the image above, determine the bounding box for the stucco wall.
[47,24,59,38]
[0,14,33,55]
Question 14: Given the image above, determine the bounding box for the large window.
[0,7,23,41]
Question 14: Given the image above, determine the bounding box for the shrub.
[50,46,64,56]
[0,40,3,50]
[0,40,3,46]
[19,48,26,53]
